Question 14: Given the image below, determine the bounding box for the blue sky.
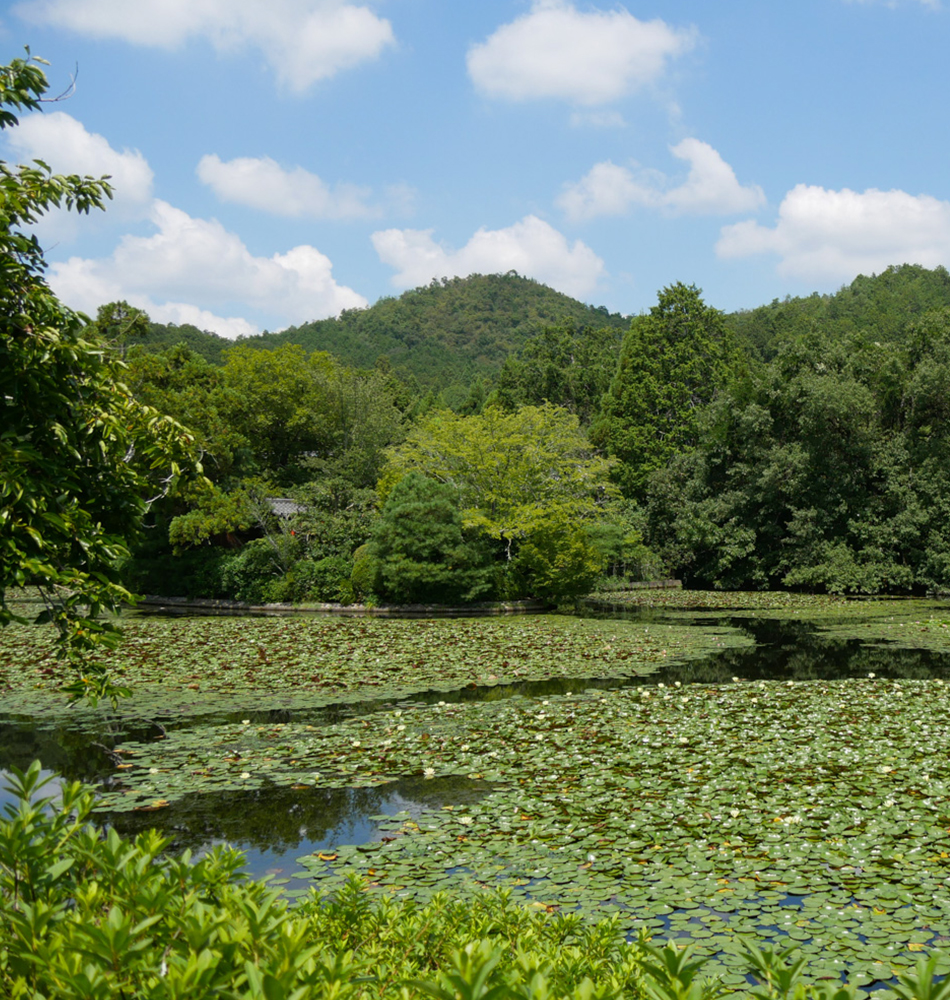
[2,0,948,337]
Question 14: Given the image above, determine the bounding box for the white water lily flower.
[397,724,406,731]
[460,745,470,751]
[352,740,361,747]
[149,768,159,775]
[423,767,435,778]
[241,719,250,725]
[458,816,473,826]
[240,772,250,779]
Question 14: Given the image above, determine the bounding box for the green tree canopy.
[593,282,740,499]
[491,320,622,425]
[647,322,950,593]
[361,471,495,604]
[382,404,615,551]
[381,404,614,598]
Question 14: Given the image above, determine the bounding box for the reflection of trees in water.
[99,776,497,856]
[654,618,950,684]
[0,717,165,782]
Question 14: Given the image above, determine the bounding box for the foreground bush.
[1,764,945,999]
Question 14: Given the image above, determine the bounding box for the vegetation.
[727,263,950,361]
[646,320,950,592]
[0,53,200,705]
[14,764,943,1000]
[593,283,740,500]
[245,273,628,397]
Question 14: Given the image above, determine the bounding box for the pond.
[3,595,950,993]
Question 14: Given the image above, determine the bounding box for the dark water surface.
[4,611,950,883]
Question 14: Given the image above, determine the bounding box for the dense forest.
[113,262,950,601]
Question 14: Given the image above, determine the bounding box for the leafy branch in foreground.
[0,51,202,706]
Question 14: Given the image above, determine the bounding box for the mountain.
[241,272,628,392]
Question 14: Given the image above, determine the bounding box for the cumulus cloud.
[467,0,696,106]
[198,154,379,219]
[3,111,153,240]
[48,199,368,337]
[372,215,605,299]
[13,0,395,92]
[716,184,950,282]
[558,139,764,222]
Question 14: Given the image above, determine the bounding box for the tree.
[219,343,337,476]
[646,326,950,594]
[360,472,495,604]
[492,321,622,425]
[381,404,615,598]
[593,283,739,499]
[0,53,200,704]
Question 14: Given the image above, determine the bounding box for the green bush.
[219,537,300,603]
[119,547,233,599]
[270,555,355,603]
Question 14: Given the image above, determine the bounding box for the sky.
[2,0,949,338]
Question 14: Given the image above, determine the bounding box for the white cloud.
[3,111,153,240]
[198,154,379,219]
[716,184,950,282]
[48,199,368,337]
[467,0,696,106]
[14,0,395,92]
[372,215,605,299]
[558,139,764,222]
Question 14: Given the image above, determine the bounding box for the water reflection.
[0,767,496,885]
[99,775,497,858]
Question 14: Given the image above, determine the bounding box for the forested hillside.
[136,272,627,396]
[245,272,627,394]
[726,263,950,359]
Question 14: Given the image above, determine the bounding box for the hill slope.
[134,272,627,393]
[726,264,950,359]
[241,273,627,391]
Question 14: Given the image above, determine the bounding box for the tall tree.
[593,283,739,499]
[492,321,622,425]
